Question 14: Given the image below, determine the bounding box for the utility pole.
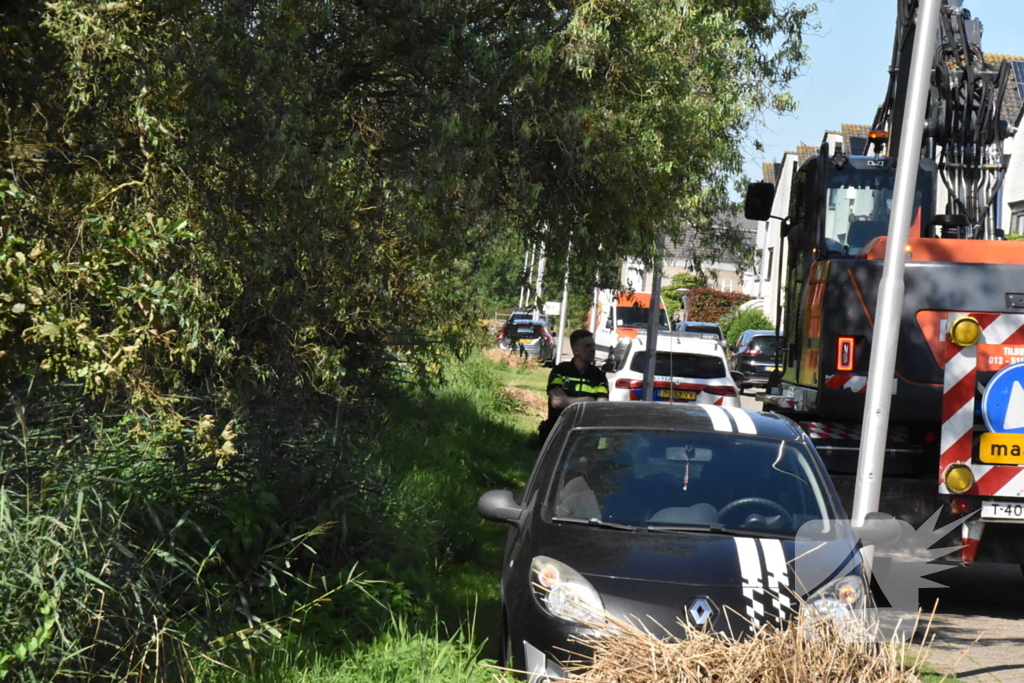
[642,234,665,401]
[534,241,547,315]
[555,242,572,362]
[851,0,941,536]
[518,244,533,309]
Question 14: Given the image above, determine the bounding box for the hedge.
[686,288,752,323]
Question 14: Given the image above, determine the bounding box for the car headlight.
[530,556,606,625]
[800,574,869,622]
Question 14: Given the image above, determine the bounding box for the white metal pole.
[555,242,571,362]
[524,244,537,308]
[534,242,547,316]
[588,286,599,332]
[519,244,532,309]
[851,0,942,529]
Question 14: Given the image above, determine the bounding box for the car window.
[509,324,544,338]
[751,336,777,354]
[549,431,830,536]
[628,351,725,379]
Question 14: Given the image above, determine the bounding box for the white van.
[588,290,669,364]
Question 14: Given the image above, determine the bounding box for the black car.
[728,331,780,387]
[478,402,878,680]
[498,320,555,361]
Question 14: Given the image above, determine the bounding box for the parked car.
[605,333,742,407]
[675,321,725,344]
[498,320,555,361]
[477,401,879,679]
[729,330,781,388]
[509,307,548,323]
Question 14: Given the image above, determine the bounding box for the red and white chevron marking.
[803,421,862,440]
[802,422,910,443]
[939,312,1024,496]
[824,374,868,392]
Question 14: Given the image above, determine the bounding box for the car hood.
[533,521,859,636]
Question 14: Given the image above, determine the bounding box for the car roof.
[561,401,804,440]
[631,333,724,354]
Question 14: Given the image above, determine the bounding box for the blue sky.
[742,0,1024,183]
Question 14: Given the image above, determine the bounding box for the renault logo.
[687,597,717,626]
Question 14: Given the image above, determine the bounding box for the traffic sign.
[981,362,1024,434]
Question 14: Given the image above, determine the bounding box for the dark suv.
[728,330,780,387]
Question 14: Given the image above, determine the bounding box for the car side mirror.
[600,359,616,373]
[730,371,746,386]
[852,511,901,546]
[477,490,523,526]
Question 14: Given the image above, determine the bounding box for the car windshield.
[685,324,720,336]
[750,336,777,354]
[549,430,831,537]
[628,351,725,379]
[617,305,670,329]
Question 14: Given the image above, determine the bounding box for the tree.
[1,0,816,675]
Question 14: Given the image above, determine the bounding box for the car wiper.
[647,524,791,539]
[646,523,727,534]
[551,516,641,531]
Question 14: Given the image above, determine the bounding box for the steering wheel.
[719,497,793,529]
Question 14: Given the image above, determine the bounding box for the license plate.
[658,389,696,400]
[978,433,1024,464]
[981,499,1024,522]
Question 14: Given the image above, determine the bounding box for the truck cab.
[589,289,669,364]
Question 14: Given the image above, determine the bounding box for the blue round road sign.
[981,362,1024,434]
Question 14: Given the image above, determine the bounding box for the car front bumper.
[522,640,569,682]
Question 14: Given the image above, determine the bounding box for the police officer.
[538,329,609,445]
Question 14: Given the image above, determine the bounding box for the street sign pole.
[851,0,942,537]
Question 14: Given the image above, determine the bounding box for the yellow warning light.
[867,130,889,142]
[944,464,975,493]
[948,316,982,347]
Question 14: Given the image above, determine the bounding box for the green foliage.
[662,272,706,313]
[687,288,753,324]
[722,306,775,347]
[194,614,507,683]
[2,0,814,677]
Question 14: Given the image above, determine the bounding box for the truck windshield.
[618,305,670,329]
[823,168,931,254]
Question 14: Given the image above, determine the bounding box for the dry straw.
[514,604,952,683]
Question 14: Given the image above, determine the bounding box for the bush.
[722,307,775,348]
[686,288,752,324]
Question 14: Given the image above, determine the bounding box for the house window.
[1012,207,1024,237]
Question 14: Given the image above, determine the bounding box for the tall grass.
[0,351,537,680]
[193,614,504,683]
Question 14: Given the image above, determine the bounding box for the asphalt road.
[915,562,1024,682]
[740,389,1024,682]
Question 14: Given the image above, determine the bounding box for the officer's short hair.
[569,329,593,348]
